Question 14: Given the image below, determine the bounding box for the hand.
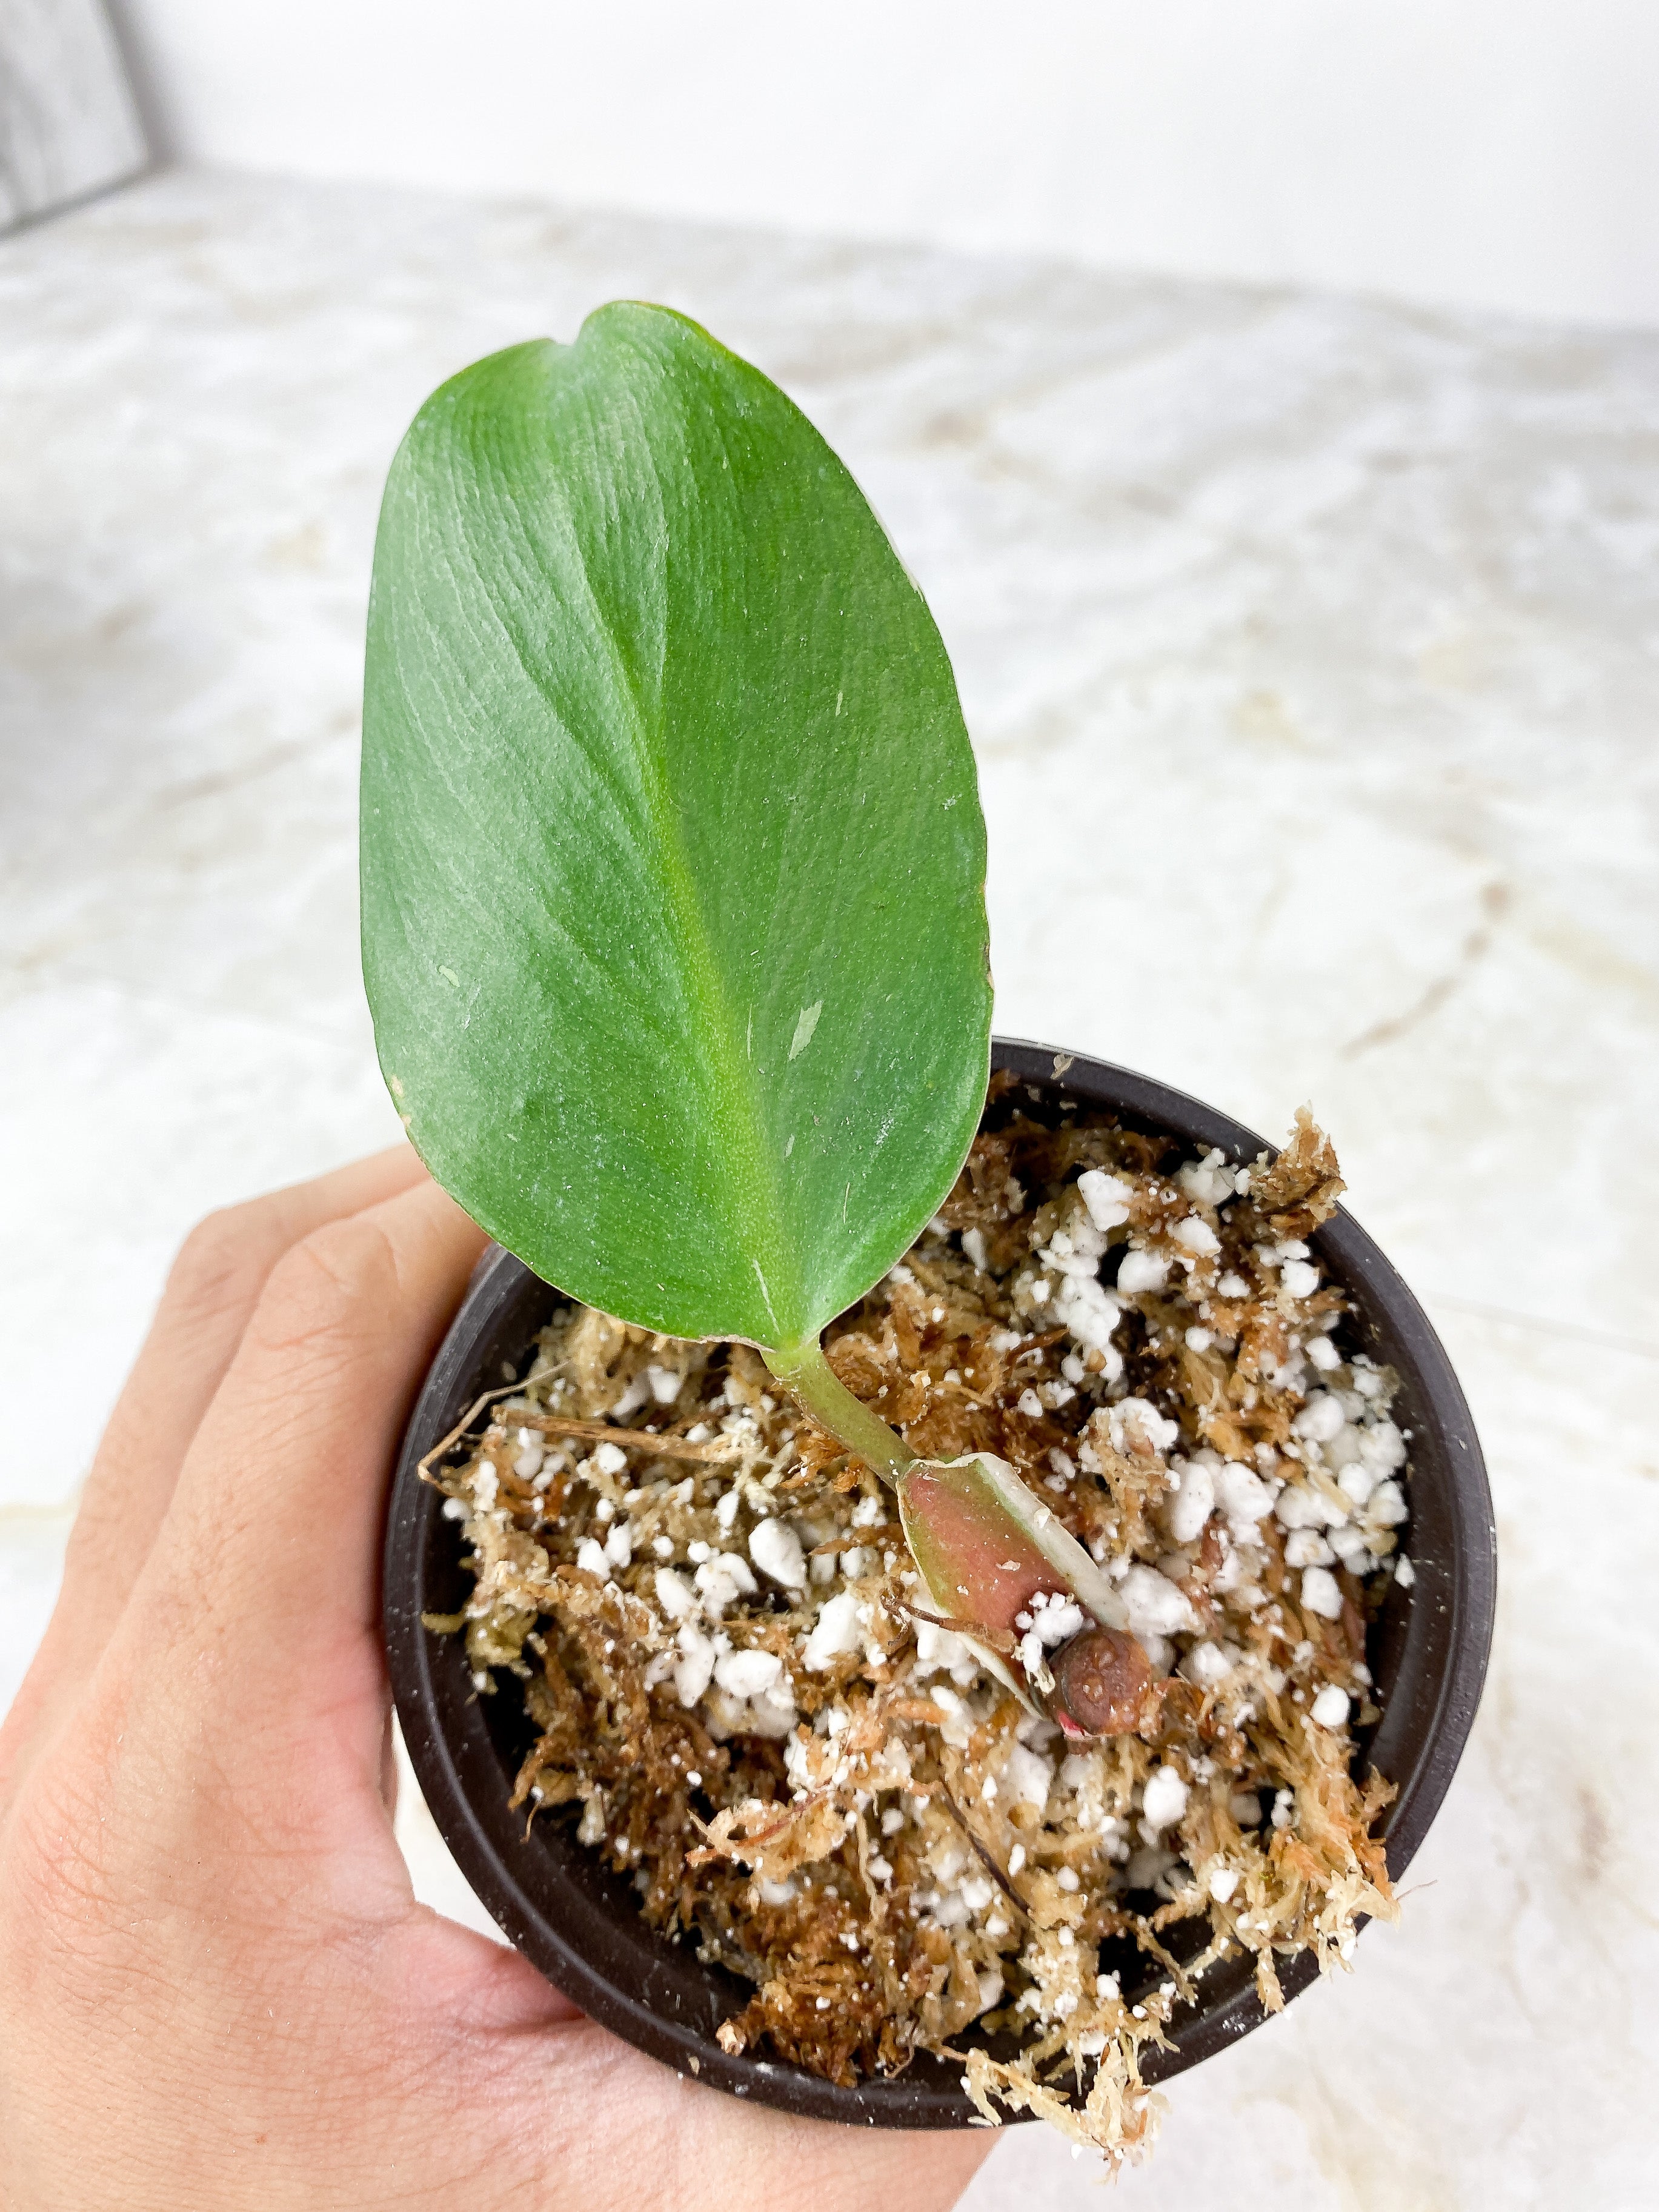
[0,1153,991,2210]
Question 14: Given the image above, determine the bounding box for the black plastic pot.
[384,1040,1496,2127]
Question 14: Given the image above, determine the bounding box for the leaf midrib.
[507,395,797,1347]
[633,699,797,1345]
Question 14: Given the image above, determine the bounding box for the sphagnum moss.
[428,1091,1403,2167]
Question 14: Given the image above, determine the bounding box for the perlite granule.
[429,1081,1404,2165]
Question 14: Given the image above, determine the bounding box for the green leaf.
[362,304,991,1349]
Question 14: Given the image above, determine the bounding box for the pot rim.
[384,1041,1497,2128]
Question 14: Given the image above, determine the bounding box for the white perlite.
[748,1516,807,1588]
[1301,1566,1345,1620]
[714,1647,784,1700]
[1141,1766,1189,1832]
[803,1588,862,1670]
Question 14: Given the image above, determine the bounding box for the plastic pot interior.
[384,1040,1496,2128]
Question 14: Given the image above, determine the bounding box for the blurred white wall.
[113,0,1659,327]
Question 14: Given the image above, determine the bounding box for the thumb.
[133,1177,486,1816]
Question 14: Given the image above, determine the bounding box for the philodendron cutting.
[367,308,1443,2159]
[362,304,1139,1737]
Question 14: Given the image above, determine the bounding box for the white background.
[4,167,1656,2204]
[110,0,1659,327]
[6,8,1658,2197]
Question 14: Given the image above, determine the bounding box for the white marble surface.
[2,170,1655,2207]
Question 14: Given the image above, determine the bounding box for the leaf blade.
[362,305,991,1345]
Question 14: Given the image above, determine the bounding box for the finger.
[42,1149,428,1642]
[0,1151,430,1815]
[70,1148,428,1597]
[141,1177,487,1799]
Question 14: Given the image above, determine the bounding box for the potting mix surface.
[429,1080,1409,2162]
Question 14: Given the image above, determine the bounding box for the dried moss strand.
[507,1411,742,1462]
[416,1377,536,1482]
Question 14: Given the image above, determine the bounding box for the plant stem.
[761,1337,917,1488]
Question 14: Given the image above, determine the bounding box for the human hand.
[0,1152,991,2210]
